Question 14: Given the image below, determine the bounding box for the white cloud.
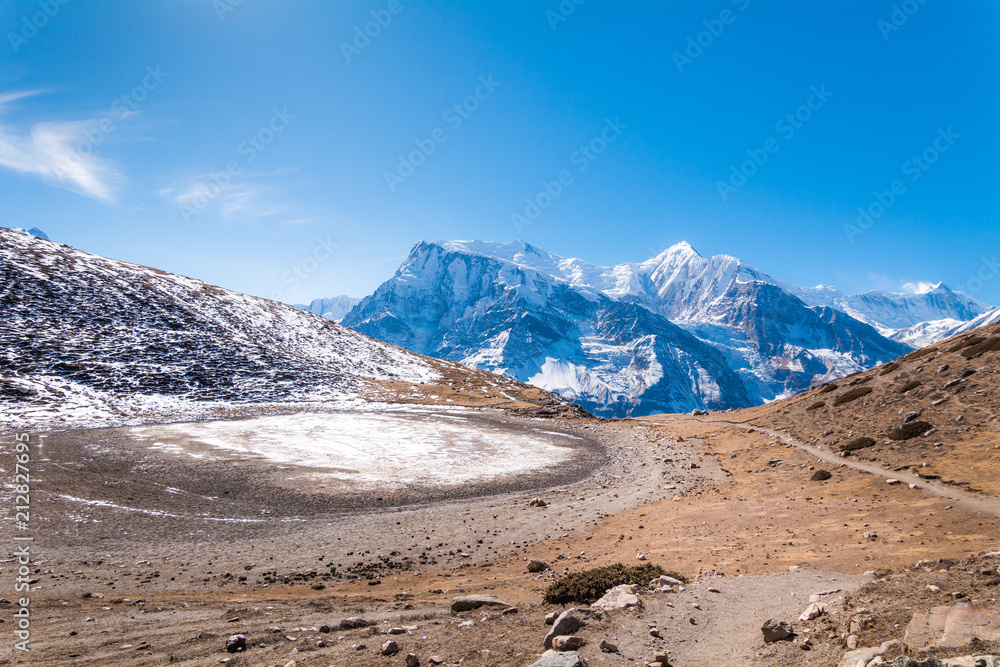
[0,90,123,202]
[901,281,940,295]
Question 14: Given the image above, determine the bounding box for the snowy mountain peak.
[9,226,48,240]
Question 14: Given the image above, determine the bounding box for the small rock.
[224,635,246,653]
[405,654,420,667]
[318,624,331,633]
[886,479,901,485]
[544,608,604,650]
[427,657,444,665]
[528,559,550,573]
[593,584,641,611]
[450,595,511,613]
[526,650,587,667]
[388,627,406,635]
[761,619,792,643]
[903,410,922,423]
[551,635,585,651]
[649,627,661,637]
[652,575,685,587]
[338,617,375,630]
[529,498,548,507]
[381,639,400,655]
[544,611,559,625]
[636,552,647,561]
[846,634,858,649]
[811,469,832,482]
[502,606,518,615]
[849,613,874,634]
[799,602,827,621]
[600,639,619,653]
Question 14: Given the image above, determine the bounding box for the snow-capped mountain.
[11,227,48,240]
[342,241,750,417]
[343,240,915,416]
[0,228,450,431]
[781,281,990,343]
[295,294,361,323]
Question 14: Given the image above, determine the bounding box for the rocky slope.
[0,228,566,431]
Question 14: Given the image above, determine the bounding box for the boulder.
[225,634,246,653]
[405,654,419,667]
[544,608,604,649]
[551,635,585,651]
[761,619,792,643]
[450,595,512,613]
[592,584,640,611]
[527,650,587,667]
[381,639,400,655]
[799,602,828,621]
[652,575,685,587]
[811,469,833,481]
[528,559,549,573]
[904,604,1000,649]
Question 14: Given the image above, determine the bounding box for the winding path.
[653,417,1000,519]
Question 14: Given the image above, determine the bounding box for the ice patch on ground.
[128,410,581,489]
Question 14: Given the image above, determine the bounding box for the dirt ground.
[3,327,999,666]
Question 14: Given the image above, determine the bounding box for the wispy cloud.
[0,90,123,201]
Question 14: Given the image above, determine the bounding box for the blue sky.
[2,0,998,306]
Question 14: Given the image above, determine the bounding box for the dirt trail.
[660,417,1000,519]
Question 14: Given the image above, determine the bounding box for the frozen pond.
[128,409,584,489]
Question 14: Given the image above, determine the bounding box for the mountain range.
[339,240,996,417]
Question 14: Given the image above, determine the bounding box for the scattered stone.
[526,650,587,667]
[886,479,901,485]
[904,604,1000,648]
[761,619,792,643]
[427,657,444,665]
[846,634,858,650]
[529,498,548,507]
[811,469,833,482]
[338,617,376,630]
[405,653,420,667]
[224,635,246,653]
[544,608,604,650]
[692,409,708,416]
[636,552,647,561]
[388,627,406,635]
[528,559,549,573]
[450,595,511,613]
[552,635,585,651]
[652,575,685,587]
[863,532,878,539]
[502,607,518,615]
[381,639,400,655]
[904,410,923,423]
[599,639,619,653]
[592,584,640,611]
[695,568,723,582]
[318,624,331,633]
[799,602,827,621]
[649,627,661,637]
[544,611,559,625]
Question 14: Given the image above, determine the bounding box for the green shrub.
[887,421,933,441]
[833,386,873,406]
[839,437,876,453]
[806,401,826,411]
[543,563,683,604]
